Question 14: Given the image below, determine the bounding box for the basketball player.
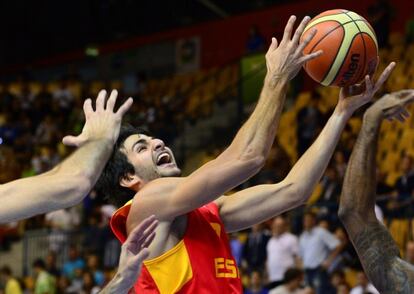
[0,89,131,223]
[0,90,157,293]
[339,89,414,294]
[99,15,396,293]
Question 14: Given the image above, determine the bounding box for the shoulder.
[130,177,184,212]
[126,177,185,230]
[286,232,298,240]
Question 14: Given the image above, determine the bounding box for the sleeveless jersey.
[110,201,243,294]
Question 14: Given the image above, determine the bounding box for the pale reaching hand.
[115,215,158,292]
[62,89,133,147]
[265,15,323,84]
[336,62,396,115]
[366,89,414,122]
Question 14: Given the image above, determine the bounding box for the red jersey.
[110,201,243,294]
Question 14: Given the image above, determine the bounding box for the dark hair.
[96,124,151,207]
[304,210,317,219]
[283,268,303,283]
[33,259,46,269]
[0,265,12,276]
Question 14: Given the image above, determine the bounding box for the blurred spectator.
[45,208,79,231]
[31,146,60,174]
[45,252,61,278]
[376,168,392,196]
[404,240,414,264]
[80,271,100,294]
[82,212,108,258]
[66,269,82,294]
[62,246,85,280]
[296,93,322,156]
[85,254,104,287]
[242,223,270,273]
[0,114,20,146]
[337,283,351,294]
[367,0,394,47]
[56,276,72,294]
[245,271,269,294]
[315,165,342,217]
[299,212,341,294]
[0,266,22,294]
[389,154,414,218]
[269,268,304,294]
[229,233,243,266]
[32,259,56,294]
[253,142,291,185]
[46,207,80,252]
[52,79,74,112]
[17,82,36,112]
[329,227,360,272]
[349,271,379,294]
[333,150,347,179]
[246,25,266,54]
[34,116,58,146]
[266,216,299,289]
[329,270,349,293]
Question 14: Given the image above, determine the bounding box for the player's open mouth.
[156,152,172,166]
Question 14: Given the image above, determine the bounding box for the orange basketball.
[300,9,379,87]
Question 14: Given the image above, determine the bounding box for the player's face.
[122,134,181,183]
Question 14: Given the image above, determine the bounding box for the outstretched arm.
[132,16,322,223]
[339,89,414,294]
[216,63,396,232]
[0,90,132,223]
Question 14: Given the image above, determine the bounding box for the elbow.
[338,201,356,225]
[73,175,93,204]
[239,150,266,171]
[288,182,312,206]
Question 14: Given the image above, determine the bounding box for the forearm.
[99,272,133,294]
[285,108,351,199]
[53,138,113,184]
[0,139,113,223]
[219,108,352,231]
[220,76,288,162]
[339,113,381,225]
[351,222,414,294]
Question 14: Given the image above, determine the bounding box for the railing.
[22,229,121,276]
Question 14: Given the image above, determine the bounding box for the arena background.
[1,0,414,293]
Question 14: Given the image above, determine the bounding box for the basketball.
[301,9,379,87]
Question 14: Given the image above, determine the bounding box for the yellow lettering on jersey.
[210,222,221,237]
[214,258,239,278]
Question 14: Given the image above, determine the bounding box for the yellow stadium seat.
[294,91,311,110]
[388,219,410,254]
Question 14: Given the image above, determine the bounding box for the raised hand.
[63,89,133,147]
[116,215,158,292]
[336,62,396,115]
[99,216,158,294]
[265,15,322,84]
[366,89,414,122]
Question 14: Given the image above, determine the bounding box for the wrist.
[362,111,382,135]
[363,108,383,123]
[333,106,353,122]
[85,137,115,150]
[106,272,131,294]
[264,72,289,89]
